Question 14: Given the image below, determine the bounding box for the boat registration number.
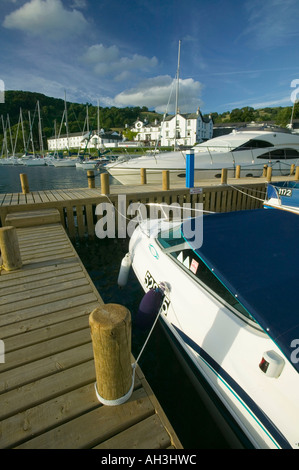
[278,188,292,197]
[144,271,170,314]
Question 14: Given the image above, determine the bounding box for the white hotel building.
[131,108,213,147]
[47,130,123,152]
[47,108,213,151]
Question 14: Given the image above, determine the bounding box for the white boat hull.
[106,128,299,185]
[128,219,299,449]
[52,159,78,167]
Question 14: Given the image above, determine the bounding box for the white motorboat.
[121,207,299,448]
[106,125,299,185]
[75,159,101,170]
[23,156,46,166]
[52,157,79,167]
[0,156,21,165]
[264,181,299,214]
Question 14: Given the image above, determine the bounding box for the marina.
[0,164,298,449]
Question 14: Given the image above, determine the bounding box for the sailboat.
[24,101,46,166]
[52,92,80,167]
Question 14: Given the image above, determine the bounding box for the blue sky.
[1,0,299,115]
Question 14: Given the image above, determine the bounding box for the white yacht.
[106,125,299,185]
[121,207,299,448]
[52,157,80,167]
[23,156,46,166]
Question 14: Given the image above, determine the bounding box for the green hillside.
[0,90,298,154]
[0,90,151,154]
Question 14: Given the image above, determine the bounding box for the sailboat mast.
[64,91,69,154]
[37,100,44,156]
[174,39,181,150]
[28,110,35,156]
[20,108,26,152]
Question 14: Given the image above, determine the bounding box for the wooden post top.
[89,303,131,329]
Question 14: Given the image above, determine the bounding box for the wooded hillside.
[0,90,298,154]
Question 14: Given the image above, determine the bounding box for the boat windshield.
[157,226,256,323]
[233,139,273,151]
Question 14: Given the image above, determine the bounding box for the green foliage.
[0,90,149,153]
[1,90,298,154]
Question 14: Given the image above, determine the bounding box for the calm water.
[0,164,230,449]
[0,164,121,193]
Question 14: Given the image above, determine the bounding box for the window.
[233,139,273,151]
[157,226,257,324]
[257,148,299,159]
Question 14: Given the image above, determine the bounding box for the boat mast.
[174,39,181,151]
[28,110,35,156]
[37,100,44,157]
[7,114,14,156]
[64,91,70,154]
[290,99,297,129]
[20,108,26,153]
[1,115,7,157]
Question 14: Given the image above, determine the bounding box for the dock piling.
[296,166,299,181]
[20,173,30,194]
[267,166,272,182]
[221,168,228,185]
[236,165,241,179]
[162,170,170,190]
[141,168,147,184]
[0,226,22,271]
[100,173,110,195]
[87,170,95,188]
[89,303,133,406]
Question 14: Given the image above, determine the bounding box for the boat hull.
[128,218,299,449]
[264,181,299,214]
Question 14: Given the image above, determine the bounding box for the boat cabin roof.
[181,209,299,372]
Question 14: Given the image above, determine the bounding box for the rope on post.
[89,304,133,406]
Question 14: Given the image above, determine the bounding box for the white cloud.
[82,43,158,81]
[242,0,299,48]
[114,75,203,112]
[3,0,88,39]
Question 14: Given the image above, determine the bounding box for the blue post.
[186,149,194,188]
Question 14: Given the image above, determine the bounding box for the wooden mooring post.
[0,226,22,271]
[221,168,228,185]
[101,172,110,195]
[296,166,299,181]
[20,173,30,194]
[89,304,133,406]
[267,166,272,182]
[162,170,170,190]
[87,170,95,188]
[141,168,147,184]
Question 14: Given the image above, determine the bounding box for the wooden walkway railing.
[0,178,267,240]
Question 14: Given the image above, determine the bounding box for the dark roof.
[164,112,212,123]
[182,209,299,372]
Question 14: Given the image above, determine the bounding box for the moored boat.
[264,181,299,214]
[107,125,299,185]
[121,207,299,448]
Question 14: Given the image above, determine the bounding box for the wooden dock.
[0,215,182,449]
[0,172,284,240]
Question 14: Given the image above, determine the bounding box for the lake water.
[0,164,230,449]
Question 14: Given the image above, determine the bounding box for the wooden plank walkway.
[0,175,275,239]
[0,220,182,449]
